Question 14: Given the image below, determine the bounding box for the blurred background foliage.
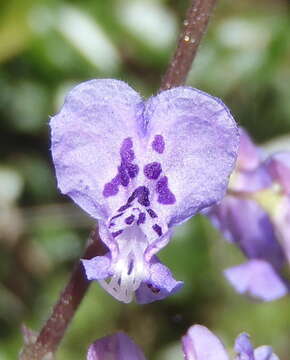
[0,0,290,359]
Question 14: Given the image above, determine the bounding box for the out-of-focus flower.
[208,128,290,301]
[87,325,279,360]
[50,79,239,303]
[87,332,146,360]
[233,333,279,360]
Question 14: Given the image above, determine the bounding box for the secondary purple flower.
[234,333,279,360]
[87,325,279,360]
[87,332,146,360]
[182,326,279,360]
[50,79,239,303]
[208,129,290,301]
[182,325,228,360]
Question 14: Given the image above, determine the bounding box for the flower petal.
[254,346,280,360]
[135,257,183,304]
[224,259,288,301]
[143,86,239,227]
[229,128,272,192]
[230,165,272,193]
[182,325,229,360]
[87,332,146,360]
[50,79,143,220]
[236,128,262,172]
[81,254,112,280]
[234,333,254,360]
[208,197,285,270]
[266,152,290,195]
[273,196,290,264]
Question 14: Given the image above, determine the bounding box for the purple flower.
[208,128,290,301]
[87,332,146,360]
[50,79,239,303]
[87,325,279,360]
[234,333,279,360]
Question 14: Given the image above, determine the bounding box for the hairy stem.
[19,229,107,360]
[160,0,217,90]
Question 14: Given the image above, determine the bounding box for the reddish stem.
[19,230,107,360]
[160,0,217,90]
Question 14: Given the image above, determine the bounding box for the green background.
[0,0,289,358]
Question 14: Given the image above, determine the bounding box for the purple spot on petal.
[136,186,150,206]
[144,162,162,180]
[129,187,150,207]
[112,230,123,238]
[111,212,124,220]
[152,135,165,154]
[125,215,135,225]
[146,208,158,218]
[156,176,176,205]
[137,212,146,225]
[103,182,119,197]
[147,283,160,294]
[128,189,138,203]
[118,203,131,212]
[103,138,139,196]
[152,224,162,236]
[118,164,130,187]
[120,137,135,163]
[126,163,139,178]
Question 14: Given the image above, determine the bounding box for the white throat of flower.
[98,225,148,303]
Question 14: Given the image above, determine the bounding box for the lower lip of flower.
[98,225,149,303]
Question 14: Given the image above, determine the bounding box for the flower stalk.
[160,0,217,90]
[19,230,107,360]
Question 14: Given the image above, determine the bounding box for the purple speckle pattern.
[144,162,162,180]
[111,213,124,220]
[118,164,130,187]
[135,186,150,207]
[125,215,135,225]
[152,224,163,236]
[156,176,176,205]
[103,175,120,197]
[137,212,146,225]
[147,283,160,294]
[103,182,118,197]
[126,163,139,178]
[118,203,132,212]
[126,186,151,207]
[152,135,165,154]
[112,230,123,238]
[103,138,139,197]
[146,208,158,218]
[120,138,134,162]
